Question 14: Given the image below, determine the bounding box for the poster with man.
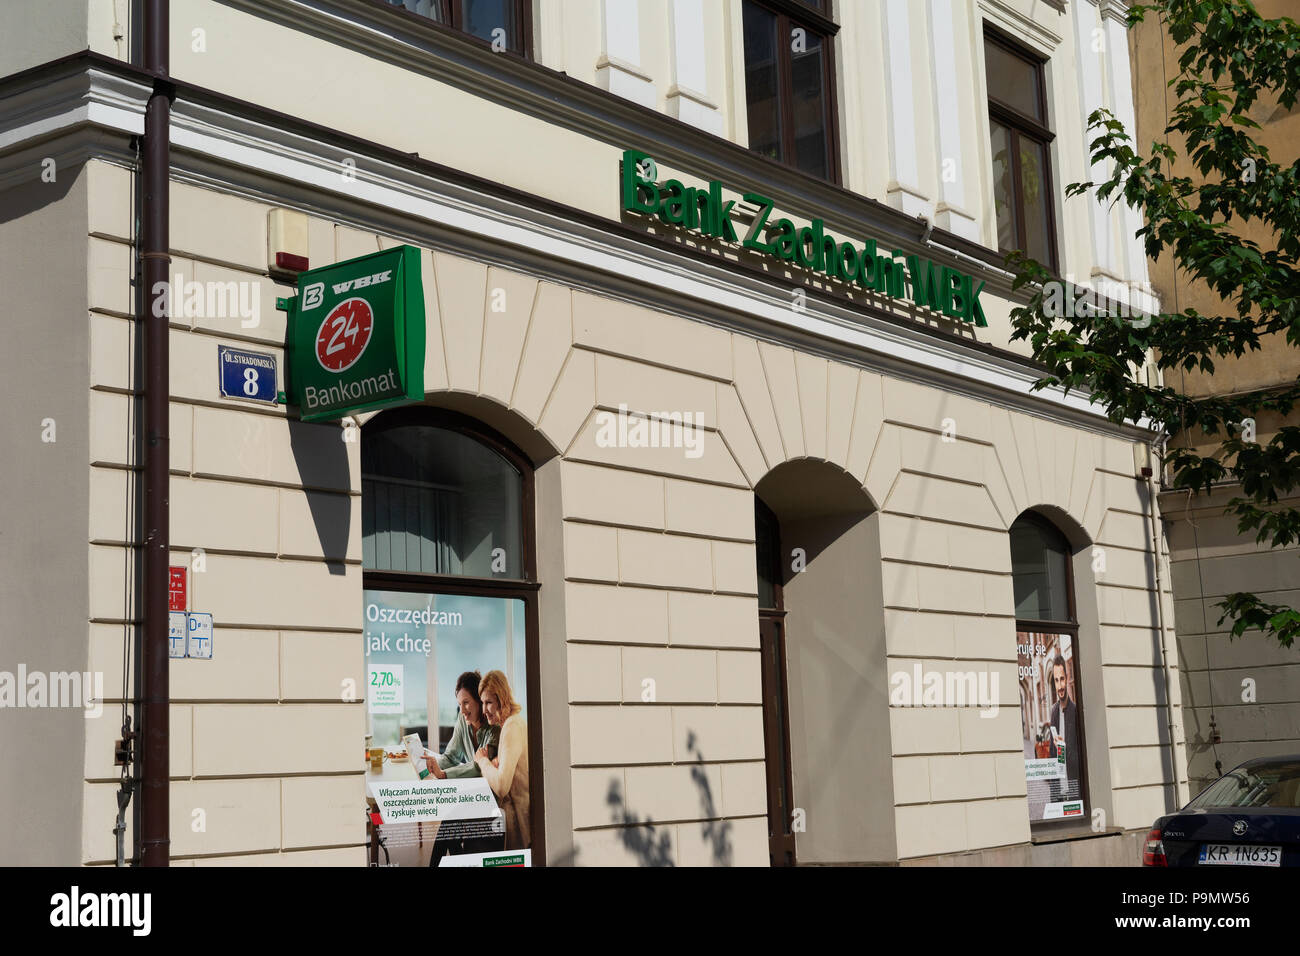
[1016,631,1085,822]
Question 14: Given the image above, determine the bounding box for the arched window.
[361,408,541,866]
[362,420,523,576]
[1010,513,1072,624]
[1010,512,1088,831]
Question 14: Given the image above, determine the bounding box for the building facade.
[1131,0,1300,797]
[1,0,1186,866]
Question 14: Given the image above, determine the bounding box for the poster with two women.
[364,589,531,867]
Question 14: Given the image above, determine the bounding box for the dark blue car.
[1143,756,1300,867]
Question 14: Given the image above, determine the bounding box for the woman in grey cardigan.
[426,670,499,779]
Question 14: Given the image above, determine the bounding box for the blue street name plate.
[219,345,278,403]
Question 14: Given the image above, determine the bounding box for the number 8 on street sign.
[218,345,278,404]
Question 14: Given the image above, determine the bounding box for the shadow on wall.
[605,731,733,867]
[288,419,351,575]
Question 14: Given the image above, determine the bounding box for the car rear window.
[1187,761,1300,809]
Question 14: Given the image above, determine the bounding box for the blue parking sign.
[219,346,278,403]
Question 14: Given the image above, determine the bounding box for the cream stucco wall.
[82,161,368,865]
[67,161,1186,863]
[0,158,93,867]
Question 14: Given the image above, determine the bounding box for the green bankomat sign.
[620,149,987,327]
[281,245,425,422]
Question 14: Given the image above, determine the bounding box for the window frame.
[361,406,545,864]
[755,496,797,866]
[984,28,1059,272]
[1010,511,1091,837]
[742,0,843,185]
[755,495,785,612]
[380,0,534,59]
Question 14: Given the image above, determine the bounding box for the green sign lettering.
[621,149,987,327]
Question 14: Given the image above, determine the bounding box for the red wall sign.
[169,566,187,612]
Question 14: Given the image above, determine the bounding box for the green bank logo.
[621,149,987,327]
[281,245,425,422]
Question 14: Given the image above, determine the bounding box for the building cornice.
[1098,0,1133,27]
[0,65,146,189]
[977,0,1065,53]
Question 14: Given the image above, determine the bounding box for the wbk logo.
[299,269,390,311]
[302,281,324,310]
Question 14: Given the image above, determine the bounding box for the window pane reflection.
[1019,137,1053,265]
[744,3,782,162]
[990,120,1017,253]
[1010,517,1072,623]
[387,0,444,22]
[362,424,523,577]
[791,32,828,178]
[463,0,515,48]
[985,40,1042,120]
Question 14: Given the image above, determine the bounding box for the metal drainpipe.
[1146,437,1187,810]
[139,0,171,867]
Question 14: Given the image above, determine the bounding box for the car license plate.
[1198,843,1281,867]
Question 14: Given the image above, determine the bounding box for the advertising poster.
[363,589,530,867]
[1016,631,1085,823]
